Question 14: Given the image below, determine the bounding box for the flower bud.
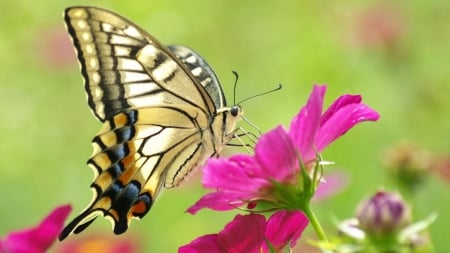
[382,141,432,191]
[356,191,411,238]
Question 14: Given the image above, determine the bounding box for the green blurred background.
[0,0,448,252]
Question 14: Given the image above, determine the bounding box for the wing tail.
[58,208,100,240]
[59,183,154,241]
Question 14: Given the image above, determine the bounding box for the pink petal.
[289,85,326,162]
[178,234,222,253]
[316,103,380,152]
[179,214,266,253]
[202,156,267,192]
[264,210,309,250]
[320,94,362,126]
[218,214,266,253]
[188,154,283,214]
[1,205,72,253]
[186,191,248,214]
[254,126,298,181]
[313,171,349,201]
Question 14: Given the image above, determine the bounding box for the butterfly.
[59,6,242,240]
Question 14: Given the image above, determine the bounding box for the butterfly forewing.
[60,6,243,241]
[64,7,215,121]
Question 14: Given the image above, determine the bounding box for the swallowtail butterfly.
[59,6,242,240]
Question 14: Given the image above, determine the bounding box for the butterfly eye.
[230,106,240,117]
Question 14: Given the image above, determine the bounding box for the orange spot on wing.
[131,199,148,216]
[114,113,129,127]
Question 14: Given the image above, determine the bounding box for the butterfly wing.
[61,105,211,238]
[64,6,217,121]
[168,45,227,109]
[60,6,232,240]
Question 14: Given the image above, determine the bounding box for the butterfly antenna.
[237,83,282,106]
[232,70,239,105]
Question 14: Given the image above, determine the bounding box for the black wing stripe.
[168,141,203,186]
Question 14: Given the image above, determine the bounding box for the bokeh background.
[0,0,448,252]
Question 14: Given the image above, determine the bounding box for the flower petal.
[202,156,267,192]
[1,205,72,253]
[178,234,222,253]
[264,210,309,250]
[316,103,380,152]
[320,94,362,126]
[187,155,273,214]
[289,85,326,162]
[186,191,249,214]
[218,214,266,253]
[179,214,266,253]
[255,126,298,181]
[313,171,349,201]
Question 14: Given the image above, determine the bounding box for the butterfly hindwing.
[60,6,243,241]
[168,45,227,109]
[65,105,208,236]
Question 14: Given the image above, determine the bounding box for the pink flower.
[187,85,379,213]
[313,171,349,201]
[0,205,72,253]
[179,210,308,253]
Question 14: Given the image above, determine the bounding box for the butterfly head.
[216,105,243,139]
[230,105,243,118]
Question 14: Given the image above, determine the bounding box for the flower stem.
[302,203,328,242]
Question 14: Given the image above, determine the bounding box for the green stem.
[302,203,328,242]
